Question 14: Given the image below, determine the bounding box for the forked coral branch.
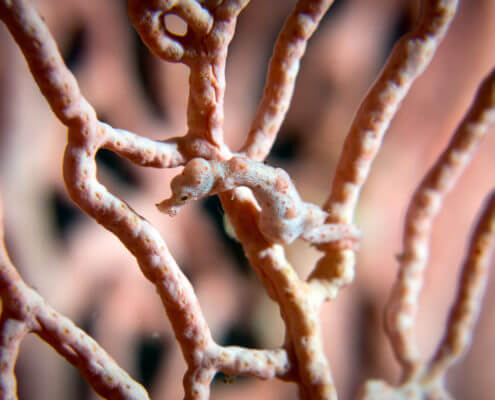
[309,0,459,301]
[241,0,336,161]
[385,68,495,378]
[0,196,150,400]
[427,190,495,381]
[359,190,495,400]
[128,0,250,159]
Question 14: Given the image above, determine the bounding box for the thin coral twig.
[100,123,185,167]
[211,345,292,380]
[308,0,459,301]
[241,0,335,161]
[426,190,495,381]
[385,69,495,377]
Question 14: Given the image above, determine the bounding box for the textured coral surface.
[0,1,494,399]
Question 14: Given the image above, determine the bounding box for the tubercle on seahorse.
[157,156,360,245]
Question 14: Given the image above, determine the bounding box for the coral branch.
[0,0,94,128]
[1,1,222,396]
[35,301,150,400]
[0,196,149,399]
[427,190,495,380]
[100,122,185,168]
[0,318,27,400]
[309,0,459,300]
[359,191,495,400]
[242,0,335,161]
[212,345,292,380]
[1,0,493,398]
[220,190,337,399]
[157,156,360,245]
[324,0,458,222]
[63,128,216,371]
[0,0,188,169]
[127,0,213,63]
[128,0,248,157]
[385,68,495,376]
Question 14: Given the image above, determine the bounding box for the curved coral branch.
[385,68,495,376]
[100,122,186,167]
[241,0,335,161]
[309,0,459,302]
[128,0,249,156]
[0,195,150,400]
[219,190,338,399]
[427,190,495,381]
[127,0,213,63]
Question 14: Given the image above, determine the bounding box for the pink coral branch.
[34,299,150,400]
[359,191,495,400]
[323,0,458,222]
[100,122,185,167]
[0,0,187,168]
[63,125,218,377]
[385,68,495,377]
[0,0,230,396]
[220,190,338,399]
[242,0,335,161]
[0,195,150,399]
[128,0,249,158]
[101,123,186,168]
[0,317,27,400]
[427,190,495,380]
[309,0,459,301]
[211,345,292,380]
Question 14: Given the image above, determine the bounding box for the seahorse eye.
[179,195,189,202]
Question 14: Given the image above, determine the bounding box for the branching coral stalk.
[128,0,248,160]
[0,0,293,398]
[385,68,495,378]
[219,189,338,399]
[309,0,458,301]
[359,190,495,400]
[0,196,150,400]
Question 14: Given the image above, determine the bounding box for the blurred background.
[0,0,494,398]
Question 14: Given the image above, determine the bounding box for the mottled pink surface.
[0,0,494,399]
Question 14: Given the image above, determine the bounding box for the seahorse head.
[156,158,215,216]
